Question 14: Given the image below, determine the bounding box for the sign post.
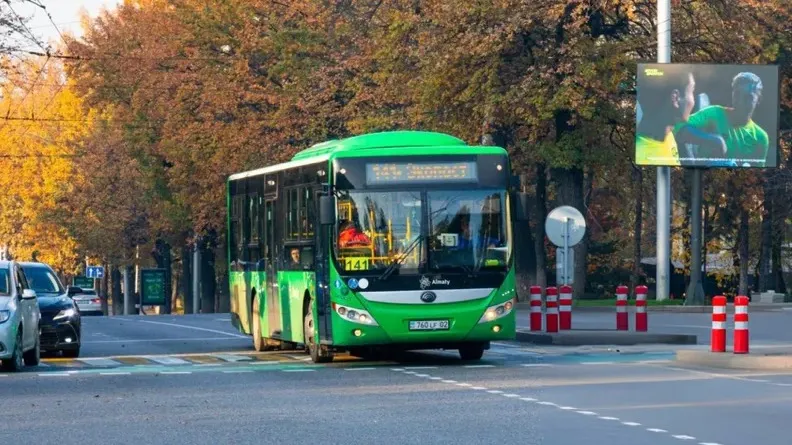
[140,268,167,306]
[545,206,587,287]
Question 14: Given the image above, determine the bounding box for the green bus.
[227,130,527,363]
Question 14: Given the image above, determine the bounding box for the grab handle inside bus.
[320,195,336,225]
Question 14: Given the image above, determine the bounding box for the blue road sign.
[86,266,104,279]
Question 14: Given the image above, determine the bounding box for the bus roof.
[290,130,467,161]
[228,130,505,181]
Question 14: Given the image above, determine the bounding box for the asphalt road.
[74,313,251,357]
[2,349,791,444]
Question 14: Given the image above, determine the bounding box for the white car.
[0,260,41,371]
[71,289,102,315]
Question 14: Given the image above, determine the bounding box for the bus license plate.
[409,320,449,331]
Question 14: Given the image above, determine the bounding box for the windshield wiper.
[378,235,423,281]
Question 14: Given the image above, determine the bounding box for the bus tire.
[304,301,333,363]
[459,343,485,361]
[252,296,266,352]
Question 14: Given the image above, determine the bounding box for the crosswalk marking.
[146,356,191,365]
[212,354,253,362]
[76,357,123,367]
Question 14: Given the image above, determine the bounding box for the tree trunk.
[738,207,750,297]
[111,266,122,316]
[181,245,193,313]
[534,162,548,289]
[100,263,109,315]
[631,167,643,289]
[200,232,217,313]
[758,183,772,292]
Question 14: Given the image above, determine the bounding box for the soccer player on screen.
[675,72,769,166]
[635,70,696,166]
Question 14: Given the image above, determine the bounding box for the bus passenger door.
[264,198,280,337]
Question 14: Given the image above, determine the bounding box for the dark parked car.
[19,262,81,357]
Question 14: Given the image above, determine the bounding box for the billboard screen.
[635,63,779,168]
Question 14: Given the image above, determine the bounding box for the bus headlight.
[478,298,515,324]
[332,303,378,326]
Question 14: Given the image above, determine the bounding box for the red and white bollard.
[616,285,629,330]
[734,295,749,354]
[529,286,543,332]
[710,295,726,353]
[635,285,648,332]
[545,286,559,333]
[559,285,572,330]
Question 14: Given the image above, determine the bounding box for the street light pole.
[656,0,672,301]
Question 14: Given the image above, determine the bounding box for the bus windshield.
[335,190,423,273]
[333,189,511,275]
[427,190,510,272]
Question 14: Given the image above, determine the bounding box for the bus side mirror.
[319,195,335,226]
[515,192,530,221]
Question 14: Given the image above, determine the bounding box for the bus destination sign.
[365,161,477,185]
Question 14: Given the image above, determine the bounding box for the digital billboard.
[635,63,779,168]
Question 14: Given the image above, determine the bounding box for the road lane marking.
[100,372,131,376]
[487,390,503,394]
[39,373,70,376]
[465,364,495,368]
[345,367,376,371]
[392,368,723,445]
[404,366,438,370]
[581,362,616,365]
[135,319,249,338]
[282,369,315,372]
[160,371,191,375]
[222,370,253,373]
[521,364,552,367]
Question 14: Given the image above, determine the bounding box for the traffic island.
[675,348,792,370]
[515,329,698,346]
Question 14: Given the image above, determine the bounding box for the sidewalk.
[675,346,792,371]
[516,302,792,313]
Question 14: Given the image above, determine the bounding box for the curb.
[514,329,698,346]
[516,303,792,313]
[675,349,792,370]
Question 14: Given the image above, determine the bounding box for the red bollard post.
[529,286,543,332]
[545,286,559,333]
[616,285,629,331]
[559,285,572,330]
[635,285,648,332]
[710,295,726,353]
[733,295,749,354]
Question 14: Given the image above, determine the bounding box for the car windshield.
[22,266,64,295]
[0,268,9,296]
[334,190,423,273]
[427,190,511,272]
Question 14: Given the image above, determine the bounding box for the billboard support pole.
[685,168,707,305]
[656,0,671,301]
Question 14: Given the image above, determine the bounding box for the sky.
[15,0,122,50]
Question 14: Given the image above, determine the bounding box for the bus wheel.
[252,297,266,352]
[303,304,333,363]
[459,343,485,361]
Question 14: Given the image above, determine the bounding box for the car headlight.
[331,302,378,326]
[54,308,77,320]
[0,310,9,324]
[478,298,515,323]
